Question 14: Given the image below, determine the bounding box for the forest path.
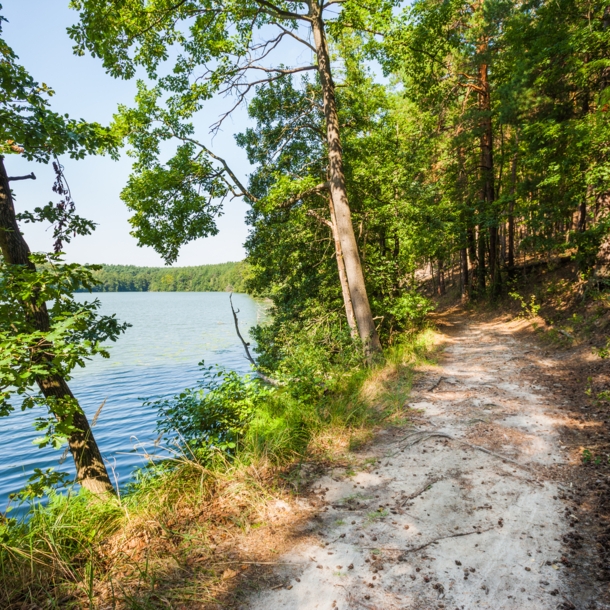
[244,315,573,610]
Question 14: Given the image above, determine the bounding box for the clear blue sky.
[2,1,252,266]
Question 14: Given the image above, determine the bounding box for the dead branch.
[8,172,36,181]
[397,526,496,556]
[360,526,496,556]
[229,294,280,387]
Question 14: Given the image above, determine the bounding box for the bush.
[148,363,273,460]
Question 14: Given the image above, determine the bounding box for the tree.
[0,13,126,494]
[68,0,394,359]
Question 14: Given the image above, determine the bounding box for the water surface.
[0,292,265,510]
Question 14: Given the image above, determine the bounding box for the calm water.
[0,292,266,511]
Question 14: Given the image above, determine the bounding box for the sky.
[2,1,253,267]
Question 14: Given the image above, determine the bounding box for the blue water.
[0,292,267,511]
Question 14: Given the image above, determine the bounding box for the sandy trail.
[245,316,572,610]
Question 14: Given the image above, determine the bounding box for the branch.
[165,128,259,202]
[273,23,316,52]
[278,181,330,209]
[229,294,280,387]
[8,173,36,182]
[306,208,333,228]
[252,0,311,21]
[211,65,318,133]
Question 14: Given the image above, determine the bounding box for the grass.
[0,328,435,608]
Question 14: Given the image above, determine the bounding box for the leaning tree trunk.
[0,157,114,495]
[311,11,382,361]
[328,196,358,338]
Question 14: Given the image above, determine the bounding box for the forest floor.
[226,310,610,610]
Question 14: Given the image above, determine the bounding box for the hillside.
[82,261,248,293]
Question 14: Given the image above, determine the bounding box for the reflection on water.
[0,292,266,511]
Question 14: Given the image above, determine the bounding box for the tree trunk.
[0,157,114,495]
[477,227,486,293]
[328,196,358,338]
[460,248,469,300]
[467,226,477,292]
[311,13,382,360]
[508,145,517,274]
[437,259,445,296]
[478,56,499,296]
[578,198,587,232]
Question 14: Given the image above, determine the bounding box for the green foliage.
[149,364,273,459]
[7,468,70,508]
[79,261,248,293]
[0,10,117,161]
[0,254,129,446]
[508,290,541,319]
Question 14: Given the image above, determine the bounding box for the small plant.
[582,448,593,463]
[366,508,389,524]
[509,291,541,319]
[595,339,610,360]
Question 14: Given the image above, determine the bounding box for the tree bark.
[0,157,114,495]
[437,259,445,295]
[310,11,382,360]
[327,196,358,338]
[460,248,469,300]
[508,145,517,274]
[478,56,499,296]
[477,226,486,293]
[467,226,477,293]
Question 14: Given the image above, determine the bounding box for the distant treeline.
[82,262,248,293]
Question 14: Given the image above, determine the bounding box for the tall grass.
[0,328,434,608]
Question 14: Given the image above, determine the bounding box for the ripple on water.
[0,292,267,512]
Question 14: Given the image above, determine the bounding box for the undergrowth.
[0,327,434,608]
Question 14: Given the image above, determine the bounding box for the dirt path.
[243,315,581,610]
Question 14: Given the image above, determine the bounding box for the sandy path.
[245,316,571,610]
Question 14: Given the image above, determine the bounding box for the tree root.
[428,376,445,392]
[360,525,496,556]
[399,477,440,507]
[392,429,538,476]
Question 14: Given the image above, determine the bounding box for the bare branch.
[211,66,317,132]
[229,294,280,386]
[273,23,316,52]
[164,126,259,202]
[8,172,36,182]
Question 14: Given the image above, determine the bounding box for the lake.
[1,292,266,512]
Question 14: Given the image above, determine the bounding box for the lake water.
[1,292,266,512]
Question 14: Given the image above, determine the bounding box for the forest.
[81,262,248,293]
[0,0,609,606]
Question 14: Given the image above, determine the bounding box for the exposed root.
[362,526,496,556]
[393,429,535,474]
[399,477,440,506]
[428,376,445,392]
